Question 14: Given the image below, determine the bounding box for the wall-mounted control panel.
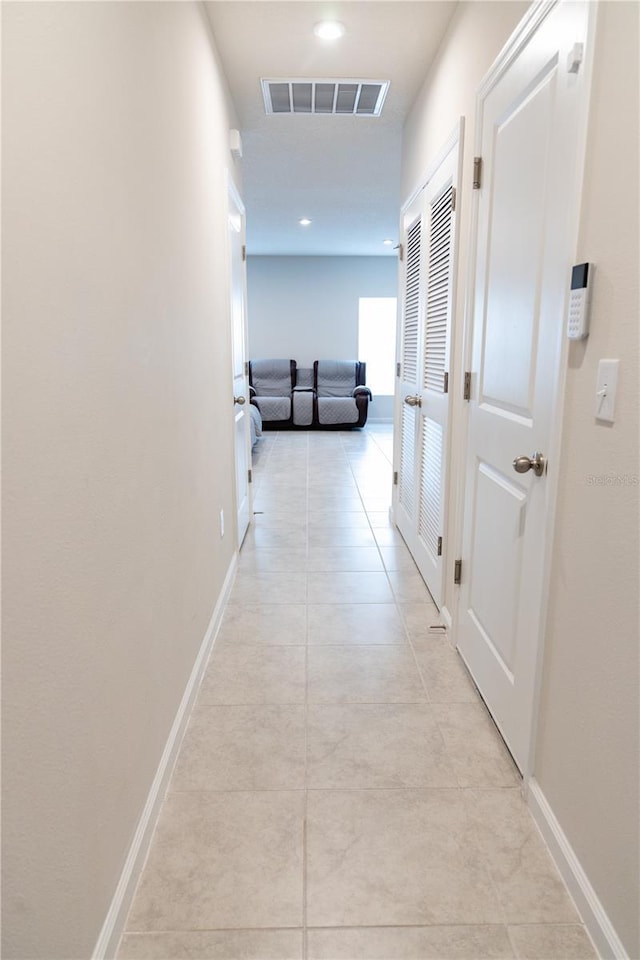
[567,262,592,340]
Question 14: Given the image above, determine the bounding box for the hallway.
[118,427,595,960]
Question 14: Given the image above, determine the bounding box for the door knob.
[404,395,422,407]
[512,451,546,477]
[234,395,246,405]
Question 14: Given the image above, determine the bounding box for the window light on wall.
[358,297,397,396]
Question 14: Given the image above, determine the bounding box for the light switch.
[595,359,619,423]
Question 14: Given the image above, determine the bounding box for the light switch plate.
[595,359,619,423]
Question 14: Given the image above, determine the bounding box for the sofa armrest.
[352,386,372,400]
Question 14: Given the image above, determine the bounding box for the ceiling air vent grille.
[261,79,389,117]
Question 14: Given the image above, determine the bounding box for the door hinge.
[395,242,404,262]
[567,42,583,74]
[454,558,462,584]
[451,187,457,212]
[463,371,472,401]
[473,156,482,190]
[242,244,247,262]
[437,536,443,556]
[396,361,401,378]
[393,471,398,486]
[248,468,252,484]
[244,360,249,376]
[443,371,449,394]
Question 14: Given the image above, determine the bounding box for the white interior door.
[394,137,460,608]
[395,205,422,556]
[228,180,251,545]
[457,1,592,772]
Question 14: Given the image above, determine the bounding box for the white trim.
[527,778,628,960]
[226,169,245,217]
[402,118,464,214]
[393,119,464,613]
[226,171,252,546]
[92,555,238,960]
[453,0,598,776]
[477,0,558,99]
[438,603,453,630]
[524,0,600,782]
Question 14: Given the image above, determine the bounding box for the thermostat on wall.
[567,262,592,340]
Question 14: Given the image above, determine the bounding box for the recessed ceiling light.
[313,21,345,40]
[383,239,394,246]
[299,218,312,226]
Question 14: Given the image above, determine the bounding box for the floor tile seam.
[341,434,384,564]
[306,599,408,606]
[226,602,308,607]
[398,632,436,708]
[119,793,173,941]
[429,699,480,793]
[167,788,307,795]
[306,641,409,647]
[121,925,304,935]
[309,778,509,933]
[365,428,395,468]
[197,700,308,707]
[304,430,310,561]
[302,812,309,960]
[303,431,310,960]
[214,642,308,648]
[306,921,515,930]
[188,701,307,710]
[454,783,512,929]
[123,918,554,932]
[305,786,473,796]
[307,699,429,706]
[309,641,411,647]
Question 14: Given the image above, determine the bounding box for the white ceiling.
[204,2,457,257]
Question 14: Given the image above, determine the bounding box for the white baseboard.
[439,604,453,630]
[527,778,628,960]
[92,554,238,960]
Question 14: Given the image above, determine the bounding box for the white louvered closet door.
[395,210,423,548]
[394,135,460,609]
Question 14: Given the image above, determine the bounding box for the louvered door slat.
[418,418,444,560]
[402,217,421,385]
[399,403,416,519]
[424,185,453,393]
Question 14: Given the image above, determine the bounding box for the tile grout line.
[124,429,588,953]
[303,429,309,960]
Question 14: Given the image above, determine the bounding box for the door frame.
[450,0,598,784]
[391,118,464,618]
[226,172,252,547]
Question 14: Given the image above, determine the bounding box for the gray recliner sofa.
[249,358,372,429]
[249,359,296,428]
[312,360,371,428]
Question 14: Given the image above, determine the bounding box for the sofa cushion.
[315,360,358,397]
[317,396,359,425]
[255,396,291,422]
[295,367,314,389]
[292,389,314,426]
[251,359,295,397]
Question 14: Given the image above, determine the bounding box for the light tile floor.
[118,425,597,960]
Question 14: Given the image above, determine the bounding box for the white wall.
[535,4,639,956]
[402,2,639,956]
[247,255,398,419]
[2,3,239,957]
